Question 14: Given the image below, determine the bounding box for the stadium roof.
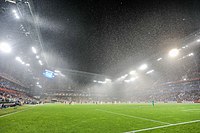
[0,0,200,93]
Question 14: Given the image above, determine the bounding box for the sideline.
[124,119,200,133]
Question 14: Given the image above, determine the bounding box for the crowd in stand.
[1,87,199,107]
[0,72,27,88]
[0,89,38,109]
[0,78,38,109]
[39,87,200,104]
[1,74,199,108]
[149,90,200,103]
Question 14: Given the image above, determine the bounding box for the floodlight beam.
[0,42,11,53]
[39,60,43,65]
[168,48,179,58]
[32,47,37,54]
[129,70,136,75]
[139,64,148,70]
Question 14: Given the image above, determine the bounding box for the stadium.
[0,0,200,133]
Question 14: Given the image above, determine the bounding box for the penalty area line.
[95,109,170,125]
[124,119,200,133]
[0,107,33,118]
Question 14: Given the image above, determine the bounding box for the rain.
[0,1,200,132]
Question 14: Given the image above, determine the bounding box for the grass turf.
[0,103,200,133]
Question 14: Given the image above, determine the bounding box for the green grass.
[0,103,200,133]
[0,105,30,116]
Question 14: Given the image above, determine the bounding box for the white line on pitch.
[124,119,200,133]
[182,109,200,111]
[96,109,170,125]
[0,107,33,118]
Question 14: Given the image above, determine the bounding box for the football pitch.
[0,103,200,133]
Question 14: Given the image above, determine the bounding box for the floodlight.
[124,80,130,83]
[157,58,162,61]
[188,53,194,56]
[36,82,39,85]
[39,60,43,65]
[146,70,154,74]
[122,74,128,78]
[168,48,179,58]
[129,70,136,75]
[93,80,97,82]
[55,70,60,73]
[15,56,22,62]
[12,10,20,19]
[197,39,200,42]
[98,81,106,84]
[32,47,37,54]
[130,77,136,81]
[0,42,11,53]
[15,14,20,19]
[12,9,17,13]
[139,64,148,70]
[6,0,17,4]
[105,78,111,82]
[36,55,40,59]
[117,74,128,81]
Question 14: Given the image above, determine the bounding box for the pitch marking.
[182,109,200,111]
[96,109,170,125]
[125,119,200,133]
[0,107,33,118]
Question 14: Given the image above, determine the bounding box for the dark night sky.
[33,0,200,77]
